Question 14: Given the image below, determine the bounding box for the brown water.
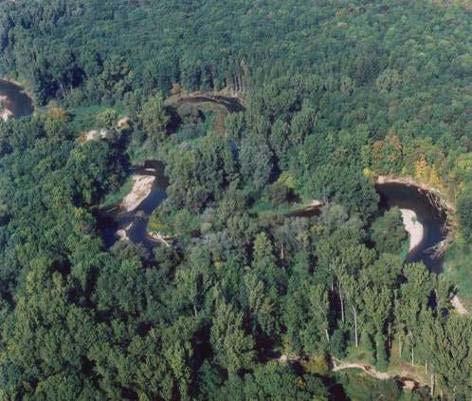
[0,79,34,118]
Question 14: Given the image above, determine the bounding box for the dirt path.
[331,358,422,391]
[277,355,423,391]
[332,358,391,380]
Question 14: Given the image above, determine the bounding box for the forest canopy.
[0,0,471,400]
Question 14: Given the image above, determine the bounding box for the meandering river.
[0,79,451,272]
[98,93,245,250]
[4,79,444,396]
[105,167,449,274]
[99,96,450,273]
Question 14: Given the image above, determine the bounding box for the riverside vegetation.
[0,1,471,400]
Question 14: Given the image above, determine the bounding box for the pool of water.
[0,79,34,118]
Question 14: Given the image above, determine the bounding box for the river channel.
[4,80,441,397]
[1,79,449,272]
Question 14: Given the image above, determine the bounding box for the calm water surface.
[0,79,34,117]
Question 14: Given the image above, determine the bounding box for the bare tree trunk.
[340,290,345,323]
[325,328,330,342]
[352,306,358,347]
[431,372,435,397]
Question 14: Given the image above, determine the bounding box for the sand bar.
[400,209,424,251]
[120,175,156,212]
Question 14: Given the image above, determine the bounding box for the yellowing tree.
[414,156,443,191]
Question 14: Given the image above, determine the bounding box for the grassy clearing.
[101,176,134,209]
[68,104,124,134]
[127,139,170,166]
[250,201,296,218]
[387,341,429,385]
[345,346,375,366]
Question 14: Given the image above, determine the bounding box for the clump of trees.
[371,207,408,255]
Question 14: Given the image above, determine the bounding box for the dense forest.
[0,0,471,400]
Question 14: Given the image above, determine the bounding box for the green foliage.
[0,0,470,399]
[139,93,169,145]
[371,207,408,255]
[210,301,255,374]
[211,363,329,401]
[95,108,118,129]
[457,186,472,240]
[336,371,416,401]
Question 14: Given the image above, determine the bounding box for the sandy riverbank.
[1,108,13,122]
[400,209,424,252]
[81,128,110,143]
[120,175,156,212]
[0,95,13,121]
[451,295,469,315]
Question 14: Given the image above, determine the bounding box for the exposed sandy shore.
[148,231,172,247]
[81,128,110,142]
[400,209,424,252]
[451,295,469,315]
[120,175,156,212]
[0,95,13,121]
[0,108,13,121]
